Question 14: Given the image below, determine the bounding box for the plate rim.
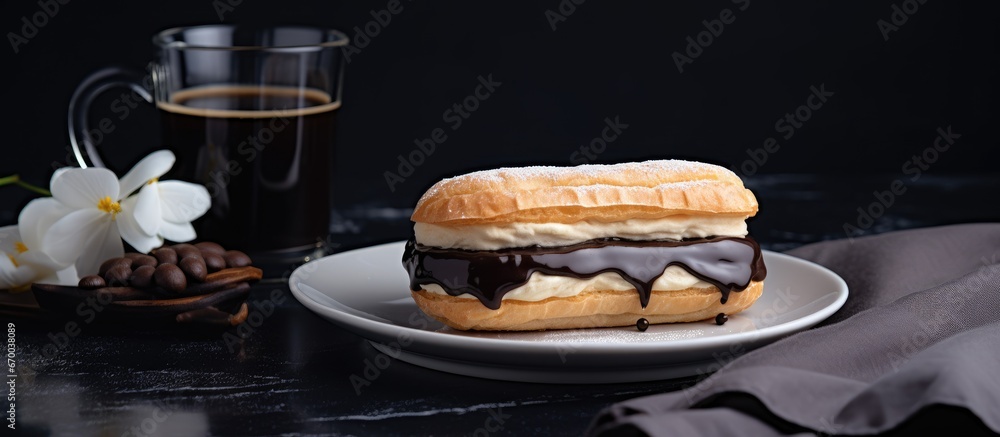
[289,241,849,354]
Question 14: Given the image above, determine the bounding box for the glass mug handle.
[67,66,154,168]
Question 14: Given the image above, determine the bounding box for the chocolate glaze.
[636,318,649,332]
[403,236,766,310]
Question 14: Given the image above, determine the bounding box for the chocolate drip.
[636,318,650,332]
[403,236,766,310]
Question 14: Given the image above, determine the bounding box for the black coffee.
[158,86,338,252]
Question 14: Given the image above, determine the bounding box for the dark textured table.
[6,173,999,436]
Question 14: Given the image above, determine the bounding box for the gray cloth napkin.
[588,223,1000,436]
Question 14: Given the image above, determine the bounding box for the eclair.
[402,160,766,331]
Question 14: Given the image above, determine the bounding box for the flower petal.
[18,197,71,252]
[52,265,80,286]
[159,220,197,243]
[0,226,18,253]
[49,167,71,188]
[75,223,123,276]
[19,250,63,271]
[3,223,64,271]
[0,251,18,286]
[50,168,120,208]
[133,184,162,236]
[118,195,163,253]
[42,209,110,266]
[119,150,175,197]
[158,181,211,222]
[0,252,43,290]
[119,223,163,254]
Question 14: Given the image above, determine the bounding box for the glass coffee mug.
[69,25,348,266]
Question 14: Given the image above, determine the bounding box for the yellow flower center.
[98,196,122,217]
[147,178,159,185]
[14,242,27,254]
[7,255,18,268]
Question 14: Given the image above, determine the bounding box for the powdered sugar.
[420,160,739,201]
[412,159,755,223]
[451,159,732,185]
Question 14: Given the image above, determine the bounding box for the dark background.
[2,0,998,225]
[4,3,1000,435]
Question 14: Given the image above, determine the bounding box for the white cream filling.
[414,216,748,250]
[420,267,714,302]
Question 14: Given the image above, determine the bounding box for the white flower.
[0,222,77,291]
[118,150,210,245]
[0,187,78,290]
[40,167,162,276]
[16,197,71,270]
[5,149,211,282]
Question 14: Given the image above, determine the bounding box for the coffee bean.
[104,265,132,287]
[223,250,252,268]
[125,253,157,269]
[195,241,225,255]
[98,258,130,276]
[179,256,207,282]
[173,243,201,260]
[78,275,106,289]
[129,265,156,288]
[154,263,187,292]
[152,247,178,265]
[203,253,226,272]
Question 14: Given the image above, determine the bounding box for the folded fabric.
[588,223,1000,436]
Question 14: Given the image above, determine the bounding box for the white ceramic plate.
[289,241,848,383]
